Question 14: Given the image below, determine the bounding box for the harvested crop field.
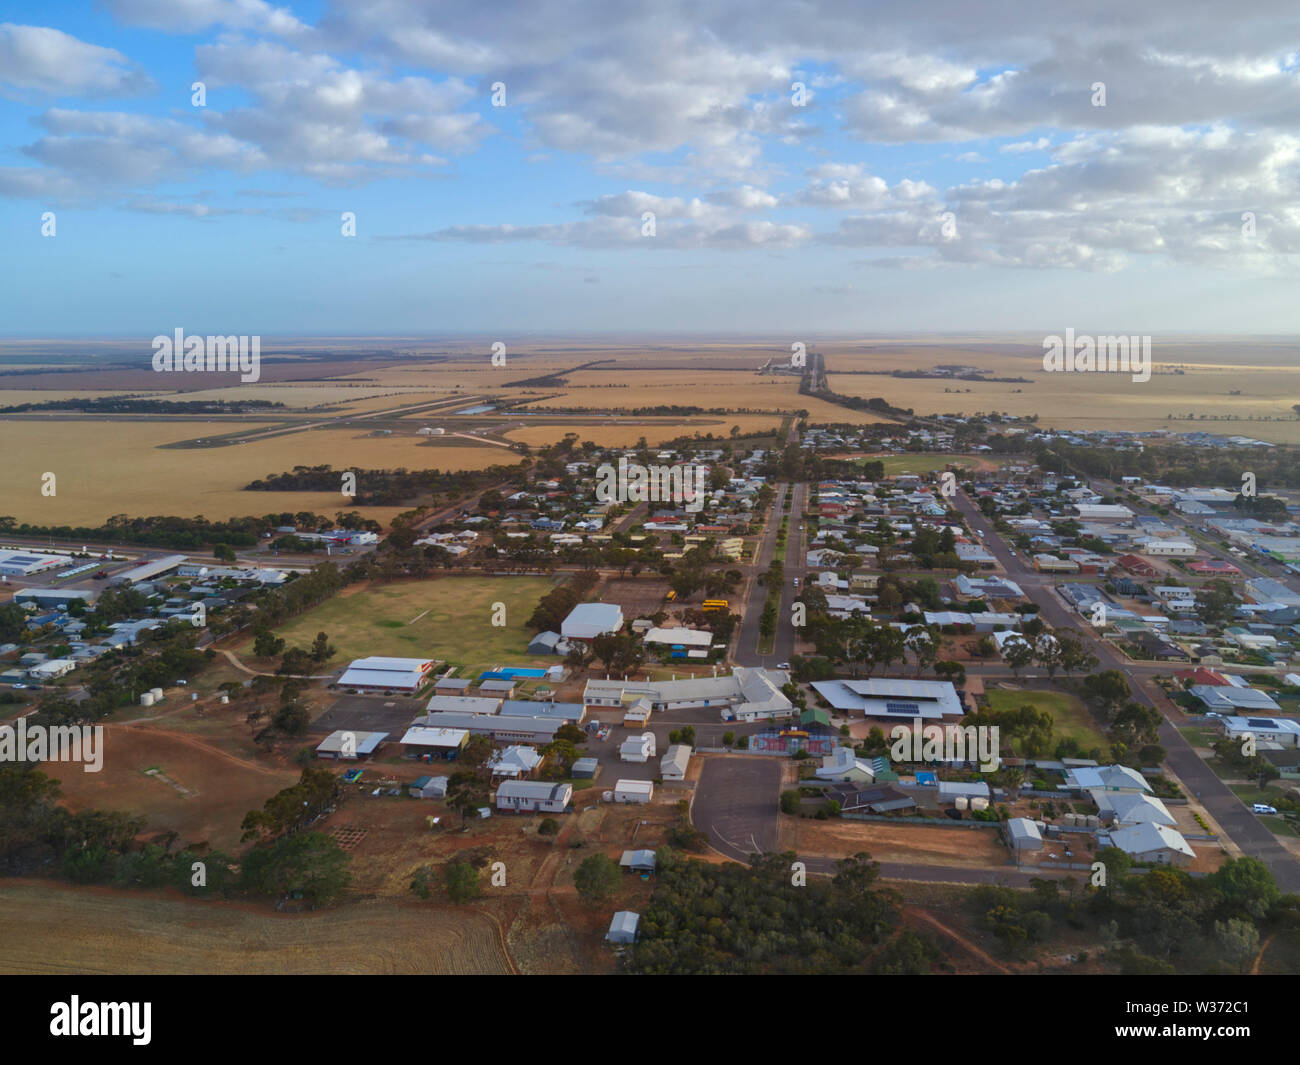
[0,419,506,525]
[0,881,513,974]
[794,819,1008,867]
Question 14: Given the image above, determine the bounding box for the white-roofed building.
[1093,791,1176,827]
[495,780,572,813]
[399,726,469,759]
[315,730,387,760]
[620,731,656,763]
[337,656,434,693]
[660,744,692,781]
[487,745,543,778]
[1106,822,1195,866]
[1064,764,1151,793]
[810,678,964,722]
[814,746,876,784]
[562,602,625,641]
[606,910,640,943]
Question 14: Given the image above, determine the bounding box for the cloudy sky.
[3,0,1300,336]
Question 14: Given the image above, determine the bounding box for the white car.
[1253,803,1278,815]
[776,662,791,670]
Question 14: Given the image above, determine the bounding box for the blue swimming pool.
[479,668,548,680]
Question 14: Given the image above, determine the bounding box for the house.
[1063,764,1151,793]
[1117,554,1157,578]
[433,676,472,695]
[1189,685,1282,714]
[487,745,543,778]
[495,780,572,814]
[1093,791,1176,827]
[561,602,625,641]
[26,658,76,680]
[829,781,914,814]
[620,850,657,873]
[337,656,434,693]
[659,744,692,781]
[1219,716,1300,748]
[606,911,640,944]
[315,730,387,760]
[1106,822,1195,866]
[612,779,654,804]
[620,731,656,763]
[815,745,876,783]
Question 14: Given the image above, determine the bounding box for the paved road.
[694,757,781,857]
[733,480,808,668]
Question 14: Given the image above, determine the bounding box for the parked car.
[776,661,791,670]
[1253,803,1278,815]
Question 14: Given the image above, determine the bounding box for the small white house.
[620,731,656,763]
[495,780,572,814]
[612,779,654,804]
[659,744,692,781]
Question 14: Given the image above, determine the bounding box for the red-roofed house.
[1187,559,1241,576]
[1175,667,1232,687]
[1117,554,1157,577]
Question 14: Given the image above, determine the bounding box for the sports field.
[254,575,561,677]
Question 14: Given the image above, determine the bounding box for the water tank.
[220,694,230,705]
[150,687,164,701]
[1064,812,1078,826]
[971,797,989,812]
[602,791,614,802]
[140,692,155,707]
[955,796,969,810]
[1087,815,1100,828]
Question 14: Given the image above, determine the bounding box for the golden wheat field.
[0,420,507,526]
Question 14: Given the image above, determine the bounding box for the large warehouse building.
[337,656,435,693]
[0,550,71,577]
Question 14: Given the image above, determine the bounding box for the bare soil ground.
[794,818,1008,867]
[43,725,299,853]
[0,880,512,974]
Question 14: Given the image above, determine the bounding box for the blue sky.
[3,1,1300,336]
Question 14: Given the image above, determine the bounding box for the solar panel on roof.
[1246,718,1276,728]
[885,701,919,714]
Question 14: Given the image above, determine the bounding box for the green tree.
[444,860,483,902]
[573,853,621,902]
[239,831,351,906]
